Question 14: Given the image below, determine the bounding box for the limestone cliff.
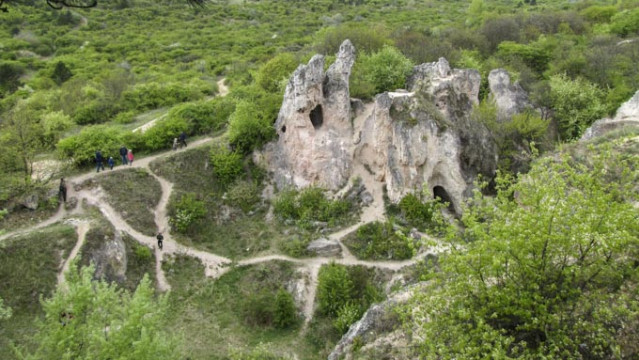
[262,42,499,214]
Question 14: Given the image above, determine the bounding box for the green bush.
[549,74,606,140]
[243,289,275,327]
[317,263,353,317]
[73,100,118,125]
[333,302,362,335]
[210,145,244,188]
[351,46,413,99]
[497,40,553,73]
[274,288,298,329]
[314,23,390,55]
[42,111,73,147]
[122,82,203,111]
[142,116,188,151]
[349,221,414,260]
[113,110,137,124]
[167,97,235,135]
[273,187,351,227]
[0,61,25,95]
[504,110,549,141]
[228,100,275,154]
[610,8,639,37]
[226,179,260,212]
[134,244,152,261]
[579,5,617,23]
[255,53,299,93]
[398,193,435,228]
[170,193,206,233]
[57,125,125,165]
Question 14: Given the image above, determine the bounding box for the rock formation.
[488,69,534,122]
[263,42,498,214]
[582,90,639,140]
[266,40,356,190]
[86,230,128,284]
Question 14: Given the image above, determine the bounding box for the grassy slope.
[84,168,162,236]
[0,223,76,356]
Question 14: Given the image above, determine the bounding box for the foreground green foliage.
[344,221,414,260]
[407,148,639,359]
[274,187,352,228]
[17,263,179,360]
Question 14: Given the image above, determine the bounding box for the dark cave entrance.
[433,186,455,213]
[310,104,323,130]
[281,125,286,133]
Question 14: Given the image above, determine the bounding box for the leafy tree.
[209,144,243,187]
[610,8,639,37]
[351,45,413,99]
[57,124,125,165]
[227,100,275,153]
[317,263,353,317]
[274,288,298,329]
[17,262,179,359]
[255,53,298,93]
[0,61,25,96]
[0,100,45,183]
[549,74,606,140]
[408,151,639,359]
[51,61,73,86]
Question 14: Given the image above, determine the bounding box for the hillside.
[1,0,639,359]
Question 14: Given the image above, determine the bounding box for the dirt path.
[57,220,90,291]
[5,98,448,325]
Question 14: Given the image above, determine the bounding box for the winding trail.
[2,96,448,327]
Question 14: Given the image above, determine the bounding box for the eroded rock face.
[89,230,127,284]
[306,237,341,257]
[582,90,639,140]
[263,49,498,215]
[356,58,497,213]
[267,40,356,190]
[488,69,533,122]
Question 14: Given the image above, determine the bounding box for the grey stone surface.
[306,237,342,257]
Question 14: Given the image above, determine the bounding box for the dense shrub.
[351,46,413,99]
[579,5,617,23]
[243,289,275,327]
[142,116,188,151]
[497,40,554,73]
[610,8,639,37]
[317,263,353,317]
[0,61,25,95]
[274,288,298,329]
[170,193,206,233]
[314,23,390,55]
[273,187,351,226]
[210,145,244,188]
[255,53,299,93]
[57,125,125,165]
[226,179,260,212]
[549,74,606,140]
[227,100,275,153]
[122,82,204,111]
[398,193,436,229]
[73,100,118,125]
[348,221,414,260]
[41,111,73,147]
[333,302,362,335]
[167,97,235,135]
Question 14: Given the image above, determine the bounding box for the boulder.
[488,69,534,122]
[582,90,639,140]
[306,237,342,257]
[89,230,127,284]
[18,193,39,210]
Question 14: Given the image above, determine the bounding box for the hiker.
[107,156,115,170]
[156,232,164,250]
[119,145,128,165]
[172,137,178,151]
[179,131,187,148]
[95,150,105,172]
[59,178,67,203]
[127,149,134,165]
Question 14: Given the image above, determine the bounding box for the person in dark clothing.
[179,132,187,148]
[95,150,105,172]
[107,156,115,170]
[59,178,67,203]
[119,145,128,165]
[156,232,164,250]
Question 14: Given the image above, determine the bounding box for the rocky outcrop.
[328,283,427,360]
[88,230,127,284]
[582,90,639,140]
[306,237,341,256]
[488,69,534,122]
[266,40,356,191]
[356,58,497,213]
[263,45,498,215]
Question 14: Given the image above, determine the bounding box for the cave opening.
[281,125,286,133]
[433,185,455,213]
[310,104,323,130]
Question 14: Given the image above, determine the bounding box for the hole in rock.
[310,105,323,130]
[433,185,455,213]
[281,125,286,133]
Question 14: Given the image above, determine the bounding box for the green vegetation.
[163,256,310,359]
[404,147,639,358]
[0,223,76,356]
[343,221,414,260]
[87,168,162,236]
[16,263,178,360]
[274,187,353,229]
[170,192,206,233]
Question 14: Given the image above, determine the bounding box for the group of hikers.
[95,145,134,173]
